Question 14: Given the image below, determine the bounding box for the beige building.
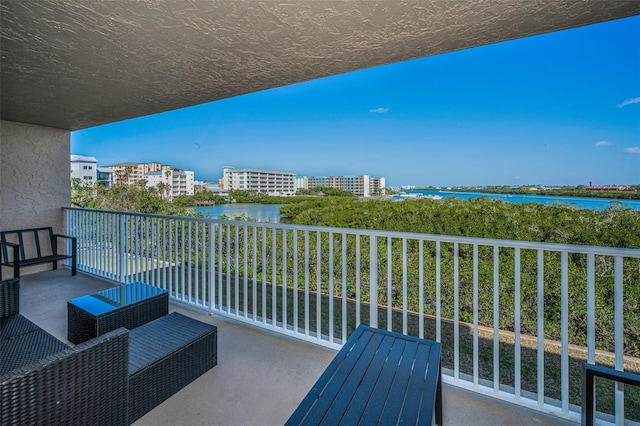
[103,162,194,197]
[104,162,172,185]
[222,166,295,196]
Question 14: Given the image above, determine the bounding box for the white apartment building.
[298,174,386,197]
[222,166,295,196]
[145,169,195,198]
[372,177,386,196]
[97,167,114,188]
[70,155,98,184]
[104,162,172,185]
[294,177,308,192]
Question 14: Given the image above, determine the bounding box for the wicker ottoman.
[128,312,218,423]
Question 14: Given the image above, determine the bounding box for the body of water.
[194,203,282,222]
[397,190,640,211]
[193,192,640,223]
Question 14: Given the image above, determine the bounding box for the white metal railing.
[64,207,640,424]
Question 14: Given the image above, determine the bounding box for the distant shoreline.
[394,189,640,211]
[413,186,640,201]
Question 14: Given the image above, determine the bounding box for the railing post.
[536,249,545,407]
[561,251,569,415]
[64,208,70,269]
[209,222,215,314]
[118,214,126,284]
[369,235,377,328]
[614,256,624,422]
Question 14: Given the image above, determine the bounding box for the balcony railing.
[64,207,640,424]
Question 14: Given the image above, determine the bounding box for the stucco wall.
[0,120,70,274]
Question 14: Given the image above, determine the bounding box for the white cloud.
[624,146,640,154]
[594,140,612,147]
[369,107,389,114]
[616,97,640,108]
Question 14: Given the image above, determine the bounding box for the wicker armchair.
[1,325,129,426]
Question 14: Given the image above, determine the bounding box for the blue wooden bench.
[1,227,77,278]
[287,325,443,425]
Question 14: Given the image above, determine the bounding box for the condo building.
[296,175,386,197]
[101,161,195,197]
[145,169,195,198]
[103,162,172,185]
[70,155,98,183]
[222,166,295,196]
[96,167,114,188]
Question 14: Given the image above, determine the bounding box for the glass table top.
[69,281,167,316]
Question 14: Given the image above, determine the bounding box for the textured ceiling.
[1,0,639,131]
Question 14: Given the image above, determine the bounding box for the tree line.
[280,196,640,247]
[71,179,354,212]
[279,197,639,355]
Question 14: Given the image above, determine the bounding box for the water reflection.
[194,203,282,222]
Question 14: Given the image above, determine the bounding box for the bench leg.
[52,260,58,270]
[581,365,595,426]
[435,362,443,426]
[71,239,77,276]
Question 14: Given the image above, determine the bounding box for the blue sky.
[72,16,640,188]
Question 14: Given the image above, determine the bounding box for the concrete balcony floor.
[17,269,575,426]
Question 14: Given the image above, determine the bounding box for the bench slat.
[34,229,43,259]
[379,340,420,423]
[358,335,409,424]
[314,330,385,425]
[338,334,395,422]
[399,343,435,424]
[17,232,26,261]
[6,254,72,267]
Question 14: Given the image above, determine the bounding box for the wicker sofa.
[0,276,217,425]
[1,277,129,425]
